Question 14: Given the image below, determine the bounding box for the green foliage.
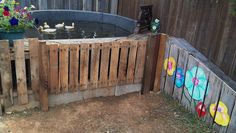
[0,0,36,32]
[230,0,236,16]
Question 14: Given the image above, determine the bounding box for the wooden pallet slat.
[118,41,129,85]
[134,40,147,83]
[0,40,13,106]
[59,45,69,93]
[48,44,59,94]
[90,43,100,89]
[69,45,79,92]
[79,44,89,90]
[29,38,40,100]
[14,40,28,105]
[127,40,138,84]
[109,41,119,86]
[99,42,110,87]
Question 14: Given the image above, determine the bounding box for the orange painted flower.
[210,101,230,126]
[164,57,176,76]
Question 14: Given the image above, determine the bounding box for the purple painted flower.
[4,6,10,11]
[9,17,19,26]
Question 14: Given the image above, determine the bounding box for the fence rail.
[159,37,236,133]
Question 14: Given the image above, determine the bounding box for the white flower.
[155,19,159,23]
[24,6,28,10]
[31,5,35,9]
[152,25,157,30]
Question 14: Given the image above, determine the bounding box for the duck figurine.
[55,22,64,29]
[44,22,50,29]
[65,23,75,30]
[39,26,56,34]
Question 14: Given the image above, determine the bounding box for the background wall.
[19,0,236,80]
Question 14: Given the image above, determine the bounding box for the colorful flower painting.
[185,67,209,101]
[172,67,185,88]
[210,101,230,126]
[196,102,207,117]
[164,57,176,76]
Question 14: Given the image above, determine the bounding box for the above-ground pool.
[26,10,137,40]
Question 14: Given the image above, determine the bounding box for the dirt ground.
[0,92,211,133]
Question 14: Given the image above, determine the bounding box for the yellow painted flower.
[210,101,230,126]
[164,57,176,76]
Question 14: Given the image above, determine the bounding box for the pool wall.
[31,10,137,33]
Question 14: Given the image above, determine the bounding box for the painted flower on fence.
[210,101,230,126]
[172,67,185,88]
[164,57,176,76]
[185,67,209,101]
[196,102,207,117]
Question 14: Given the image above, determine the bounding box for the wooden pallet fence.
[0,39,40,109]
[159,37,236,133]
[43,39,147,95]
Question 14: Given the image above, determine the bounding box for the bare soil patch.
[0,93,211,133]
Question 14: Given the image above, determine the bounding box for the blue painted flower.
[172,67,185,88]
[9,17,19,26]
[185,67,209,101]
[4,6,10,11]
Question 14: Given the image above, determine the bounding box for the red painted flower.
[3,10,10,16]
[196,102,207,117]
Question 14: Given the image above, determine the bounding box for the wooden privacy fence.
[158,37,236,133]
[0,37,148,114]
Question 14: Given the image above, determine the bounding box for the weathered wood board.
[109,42,119,86]
[59,45,69,93]
[29,38,40,100]
[134,40,147,83]
[90,43,100,89]
[14,40,28,105]
[99,42,110,87]
[118,41,129,85]
[48,44,59,94]
[69,45,79,92]
[0,40,13,106]
[79,44,89,90]
[127,41,138,84]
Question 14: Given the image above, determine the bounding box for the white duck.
[44,22,50,29]
[55,22,64,29]
[39,26,56,34]
[65,23,75,30]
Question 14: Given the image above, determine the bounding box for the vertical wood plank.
[172,47,188,102]
[14,40,28,105]
[29,38,40,100]
[0,40,13,106]
[79,44,89,90]
[69,45,79,92]
[214,84,236,133]
[83,0,93,11]
[134,40,147,83]
[127,41,138,84]
[118,41,129,85]
[227,101,236,133]
[163,43,179,96]
[90,43,100,89]
[110,0,118,14]
[109,41,119,86]
[48,44,59,94]
[59,45,69,93]
[154,34,167,92]
[143,35,160,94]
[99,42,110,87]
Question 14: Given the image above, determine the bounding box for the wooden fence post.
[153,34,168,92]
[0,40,13,107]
[142,34,160,94]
